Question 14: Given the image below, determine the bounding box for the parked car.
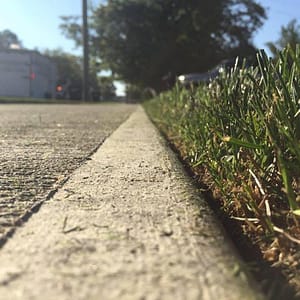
[177,58,242,87]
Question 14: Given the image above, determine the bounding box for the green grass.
[144,45,300,241]
[0,96,77,104]
[0,96,128,104]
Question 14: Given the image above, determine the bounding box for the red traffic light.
[56,85,63,92]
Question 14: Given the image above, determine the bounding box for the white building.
[0,49,57,98]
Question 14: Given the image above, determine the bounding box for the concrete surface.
[0,106,264,300]
[0,103,136,242]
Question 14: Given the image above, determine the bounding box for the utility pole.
[82,0,89,101]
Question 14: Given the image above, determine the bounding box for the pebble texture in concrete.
[0,104,136,242]
[0,106,264,300]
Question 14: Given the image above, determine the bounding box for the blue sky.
[1,0,299,93]
[0,0,87,55]
[255,0,300,51]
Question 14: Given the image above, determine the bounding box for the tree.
[0,29,23,49]
[125,84,156,102]
[44,49,101,100]
[266,19,300,57]
[59,16,82,48]
[61,0,266,91]
[98,76,116,100]
[44,49,82,83]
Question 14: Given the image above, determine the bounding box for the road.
[0,103,136,244]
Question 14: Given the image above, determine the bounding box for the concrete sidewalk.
[0,106,264,300]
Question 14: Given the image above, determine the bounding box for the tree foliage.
[98,76,116,100]
[61,0,266,91]
[59,16,82,48]
[266,19,300,57]
[0,29,23,49]
[44,49,82,83]
[44,49,115,101]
